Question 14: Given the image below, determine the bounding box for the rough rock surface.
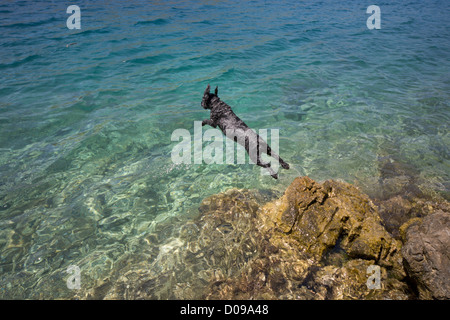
[77,176,449,300]
[206,176,409,299]
[401,210,450,299]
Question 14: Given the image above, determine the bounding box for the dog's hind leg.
[265,145,290,170]
[256,155,278,179]
[246,141,278,179]
[265,165,278,179]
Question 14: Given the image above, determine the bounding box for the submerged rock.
[82,176,448,300]
[79,188,277,300]
[372,154,450,240]
[376,195,449,239]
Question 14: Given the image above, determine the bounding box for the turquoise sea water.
[0,0,449,298]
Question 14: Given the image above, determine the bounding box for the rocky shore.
[79,173,449,300]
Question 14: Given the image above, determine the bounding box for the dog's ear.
[214,86,218,96]
[204,84,210,94]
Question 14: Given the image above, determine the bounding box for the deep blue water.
[0,0,449,298]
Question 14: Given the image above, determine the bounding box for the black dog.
[201,84,289,179]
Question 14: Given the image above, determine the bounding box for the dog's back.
[211,99,248,131]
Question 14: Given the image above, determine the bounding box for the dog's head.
[201,84,218,109]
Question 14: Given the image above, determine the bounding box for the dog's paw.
[271,173,278,179]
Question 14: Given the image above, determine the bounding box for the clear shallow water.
[0,0,449,298]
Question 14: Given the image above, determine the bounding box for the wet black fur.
[201,84,289,179]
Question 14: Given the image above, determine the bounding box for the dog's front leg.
[202,119,217,128]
